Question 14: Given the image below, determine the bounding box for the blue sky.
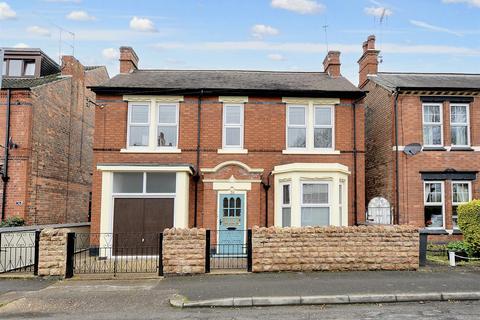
[1,0,480,83]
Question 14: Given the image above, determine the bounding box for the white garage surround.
[273,163,350,228]
[96,164,192,236]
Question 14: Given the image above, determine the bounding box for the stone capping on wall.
[252,225,419,273]
[162,228,206,275]
[37,228,70,277]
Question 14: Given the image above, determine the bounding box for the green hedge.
[457,200,480,256]
[0,216,25,227]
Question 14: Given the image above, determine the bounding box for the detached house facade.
[89,47,365,246]
[361,35,480,235]
[0,48,109,224]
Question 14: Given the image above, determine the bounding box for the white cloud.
[442,0,480,7]
[271,0,325,14]
[0,2,16,20]
[153,40,480,56]
[14,43,29,48]
[268,53,286,61]
[410,20,463,37]
[129,16,157,32]
[66,10,95,21]
[26,26,51,37]
[102,48,119,60]
[364,6,393,17]
[251,24,279,39]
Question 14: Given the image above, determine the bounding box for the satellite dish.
[404,143,422,156]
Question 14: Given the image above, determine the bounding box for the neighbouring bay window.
[423,103,443,147]
[223,104,244,149]
[157,104,179,148]
[285,100,336,152]
[281,183,291,227]
[450,104,470,147]
[452,181,471,229]
[273,163,349,228]
[301,183,330,226]
[424,181,444,228]
[128,104,150,147]
[125,96,182,152]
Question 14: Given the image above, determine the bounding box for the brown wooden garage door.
[113,198,174,256]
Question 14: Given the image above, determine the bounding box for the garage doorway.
[113,198,174,256]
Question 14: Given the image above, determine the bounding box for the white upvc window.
[127,103,150,147]
[281,183,291,227]
[339,180,345,226]
[424,181,444,229]
[452,181,472,229]
[422,103,443,147]
[222,104,244,149]
[286,105,307,149]
[301,182,330,226]
[157,103,179,148]
[450,104,470,147]
[314,105,334,150]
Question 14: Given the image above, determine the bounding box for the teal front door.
[218,194,245,255]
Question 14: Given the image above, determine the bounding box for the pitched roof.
[1,73,63,89]
[369,72,480,91]
[91,69,362,96]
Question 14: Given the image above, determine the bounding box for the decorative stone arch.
[201,161,264,182]
[201,161,264,174]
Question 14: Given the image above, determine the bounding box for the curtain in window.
[451,105,468,146]
[453,183,469,203]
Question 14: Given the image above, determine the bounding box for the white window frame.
[339,180,345,226]
[281,183,291,227]
[112,172,176,197]
[451,181,472,230]
[450,103,470,147]
[300,181,331,226]
[313,105,335,151]
[127,102,150,148]
[156,103,179,149]
[423,181,445,229]
[222,103,244,149]
[422,103,443,147]
[286,104,308,150]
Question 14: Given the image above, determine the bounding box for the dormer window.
[2,59,37,77]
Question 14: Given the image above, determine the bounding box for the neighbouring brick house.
[89,46,365,250]
[0,48,109,224]
[360,35,480,237]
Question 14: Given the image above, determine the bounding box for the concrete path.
[0,278,56,307]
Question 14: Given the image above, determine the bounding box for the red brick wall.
[92,94,366,231]
[364,80,480,230]
[0,64,109,225]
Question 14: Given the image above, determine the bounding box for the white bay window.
[281,183,291,227]
[301,183,330,226]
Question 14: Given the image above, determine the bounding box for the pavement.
[0,269,479,319]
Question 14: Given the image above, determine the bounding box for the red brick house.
[360,35,480,236]
[0,48,109,224]
[89,47,365,245]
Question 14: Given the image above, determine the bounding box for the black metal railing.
[0,231,39,274]
[73,233,161,275]
[207,229,252,271]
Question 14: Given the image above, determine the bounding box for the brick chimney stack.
[323,51,341,77]
[358,35,379,88]
[119,46,139,74]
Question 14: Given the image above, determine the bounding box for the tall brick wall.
[252,225,419,272]
[92,94,366,231]
[162,228,206,275]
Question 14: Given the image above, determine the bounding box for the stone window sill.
[120,148,182,154]
[422,147,446,151]
[282,149,340,155]
[217,149,248,154]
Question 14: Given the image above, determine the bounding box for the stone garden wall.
[163,228,206,275]
[37,228,69,277]
[252,225,419,272]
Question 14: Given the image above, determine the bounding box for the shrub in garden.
[457,200,480,256]
[0,216,25,227]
